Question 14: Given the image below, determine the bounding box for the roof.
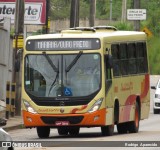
[26,26,147,42]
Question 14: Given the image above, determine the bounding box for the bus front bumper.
[22,108,106,127]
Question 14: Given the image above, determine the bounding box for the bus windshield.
[25,53,101,98]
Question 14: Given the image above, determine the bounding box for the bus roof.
[26,26,147,42]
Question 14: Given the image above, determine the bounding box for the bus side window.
[143,42,148,72]
[111,44,121,77]
[128,43,137,74]
[120,43,128,76]
[136,42,148,73]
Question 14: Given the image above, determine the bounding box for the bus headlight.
[88,98,103,113]
[23,100,37,114]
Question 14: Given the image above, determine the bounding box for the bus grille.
[41,116,84,125]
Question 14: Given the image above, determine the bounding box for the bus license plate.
[55,121,69,126]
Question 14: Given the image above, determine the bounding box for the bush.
[112,22,134,31]
[148,37,160,74]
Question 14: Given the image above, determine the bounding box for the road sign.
[142,27,153,37]
[127,9,146,20]
[0,0,46,25]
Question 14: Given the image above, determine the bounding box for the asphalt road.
[8,75,160,150]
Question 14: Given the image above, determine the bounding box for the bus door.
[105,45,114,125]
[113,43,132,123]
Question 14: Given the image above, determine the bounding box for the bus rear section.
[21,27,150,138]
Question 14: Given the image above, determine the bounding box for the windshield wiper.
[42,52,59,73]
[65,51,83,72]
[42,52,59,96]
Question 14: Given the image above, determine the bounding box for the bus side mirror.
[105,54,113,68]
[15,49,23,72]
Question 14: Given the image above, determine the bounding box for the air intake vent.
[94,26,117,31]
[70,27,96,32]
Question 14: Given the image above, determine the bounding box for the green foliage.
[79,0,90,18]
[96,0,122,20]
[148,37,160,74]
[50,0,71,19]
[113,22,133,30]
[140,0,160,36]
[96,0,109,19]
[10,28,15,37]
[112,0,122,20]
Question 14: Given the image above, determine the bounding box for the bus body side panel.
[139,74,150,119]
[111,74,150,124]
[129,74,150,120]
[112,76,133,123]
[106,38,150,124]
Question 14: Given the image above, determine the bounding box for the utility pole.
[70,0,79,28]
[134,0,140,31]
[43,0,50,34]
[15,0,24,34]
[14,0,24,116]
[89,0,96,27]
[121,0,127,22]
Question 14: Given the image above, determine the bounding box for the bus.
[21,26,150,138]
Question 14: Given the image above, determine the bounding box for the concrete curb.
[3,124,24,132]
[2,116,24,132]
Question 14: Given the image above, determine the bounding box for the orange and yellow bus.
[21,26,150,138]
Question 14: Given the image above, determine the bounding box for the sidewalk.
[2,116,24,131]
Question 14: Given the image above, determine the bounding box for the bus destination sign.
[26,38,101,51]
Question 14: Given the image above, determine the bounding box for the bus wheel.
[117,123,128,134]
[128,102,140,133]
[37,126,50,138]
[101,124,114,136]
[68,127,80,136]
[57,127,68,135]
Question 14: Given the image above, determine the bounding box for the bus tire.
[57,127,68,135]
[101,125,114,136]
[117,123,128,134]
[128,102,140,133]
[68,127,80,136]
[37,126,50,138]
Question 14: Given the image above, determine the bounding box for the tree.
[133,0,140,31]
[121,0,127,22]
[89,0,96,26]
[70,0,80,28]
[50,0,71,19]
